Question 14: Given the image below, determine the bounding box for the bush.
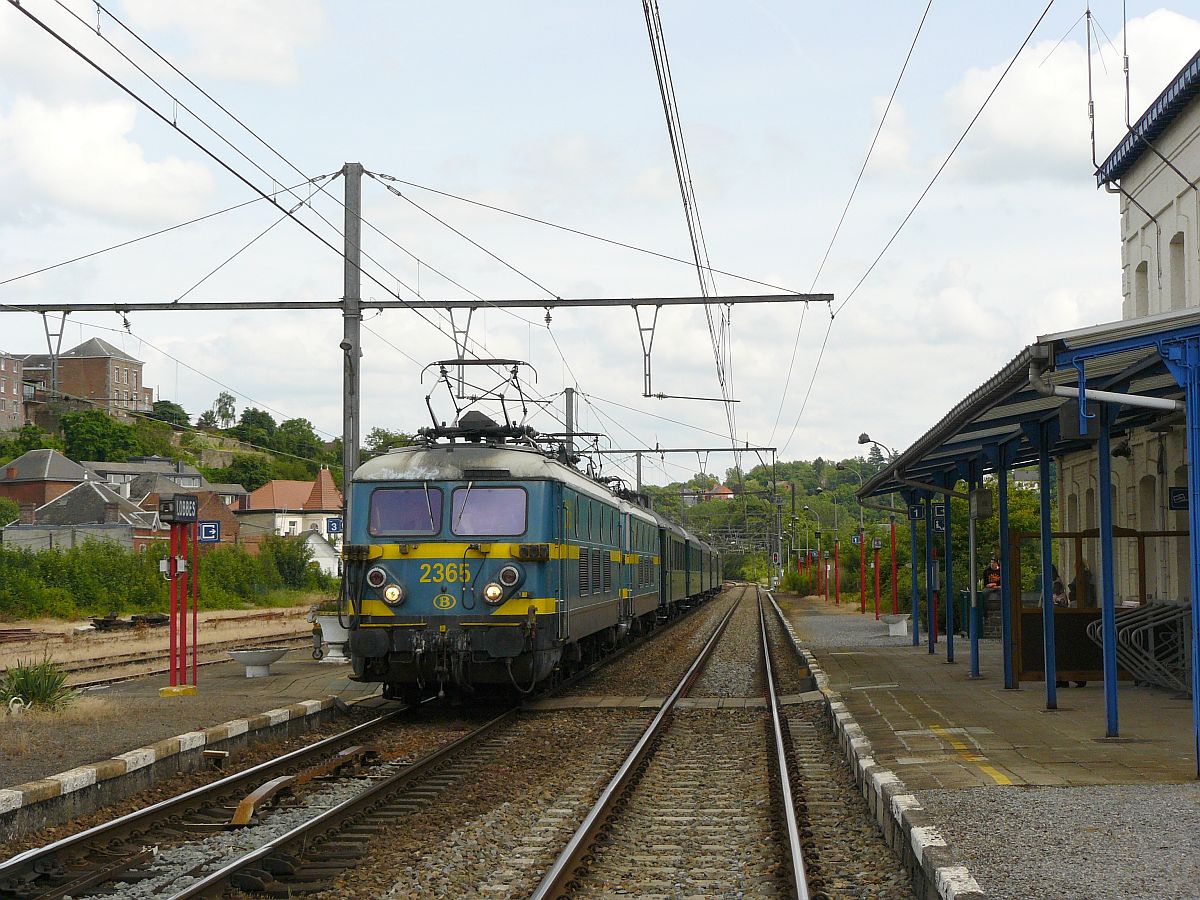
[1,657,74,710]
[0,497,18,527]
[259,535,313,589]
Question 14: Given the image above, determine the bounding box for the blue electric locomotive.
[341,417,721,699]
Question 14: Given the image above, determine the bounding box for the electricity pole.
[342,162,363,525]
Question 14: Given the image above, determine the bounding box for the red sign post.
[159,495,199,697]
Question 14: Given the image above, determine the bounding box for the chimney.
[5,467,15,480]
[104,502,120,524]
[19,503,36,525]
[176,459,184,473]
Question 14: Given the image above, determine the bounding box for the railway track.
[530,583,810,898]
[0,588,735,899]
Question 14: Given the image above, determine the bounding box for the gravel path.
[916,783,1200,899]
[571,707,789,897]
[562,590,738,697]
[692,585,764,697]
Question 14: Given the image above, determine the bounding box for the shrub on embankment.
[0,536,336,620]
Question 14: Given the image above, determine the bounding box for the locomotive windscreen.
[368,486,443,535]
[450,486,527,536]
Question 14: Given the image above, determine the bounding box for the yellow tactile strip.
[0,697,335,816]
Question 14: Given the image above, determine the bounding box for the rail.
[529,593,742,899]
[759,586,812,899]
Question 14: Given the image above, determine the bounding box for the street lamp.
[802,504,823,599]
[856,432,901,617]
[838,461,868,614]
[816,487,841,604]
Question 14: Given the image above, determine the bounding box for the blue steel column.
[945,483,955,663]
[968,466,981,678]
[1097,408,1119,737]
[910,502,921,646]
[925,497,936,653]
[1178,339,1200,776]
[1038,422,1059,710]
[998,446,1015,689]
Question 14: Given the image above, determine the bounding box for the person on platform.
[984,556,1002,590]
[1070,561,1097,608]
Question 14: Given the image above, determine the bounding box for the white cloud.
[0,98,214,225]
[866,97,912,173]
[944,9,1200,183]
[122,0,325,87]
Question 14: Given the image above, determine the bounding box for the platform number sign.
[933,503,946,533]
[197,521,221,543]
[1169,487,1189,511]
[326,517,343,534]
[851,533,861,546]
[872,538,882,550]
[908,505,922,521]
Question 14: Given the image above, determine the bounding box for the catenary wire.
[779,0,1057,455]
[768,0,933,447]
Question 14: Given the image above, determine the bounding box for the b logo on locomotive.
[432,592,457,610]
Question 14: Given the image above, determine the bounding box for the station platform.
[778,593,1200,900]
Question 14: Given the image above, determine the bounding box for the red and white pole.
[834,542,840,605]
[874,546,881,620]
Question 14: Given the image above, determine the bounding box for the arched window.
[1170,232,1187,310]
[1134,260,1150,318]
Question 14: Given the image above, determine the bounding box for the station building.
[1058,50,1200,606]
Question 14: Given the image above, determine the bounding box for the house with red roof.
[235,467,344,550]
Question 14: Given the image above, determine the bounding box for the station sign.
[1169,487,1189,511]
[197,521,221,543]
[326,517,344,534]
[872,538,882,550]
[933,503,946,533]
[159,493,199,523]
[851,533,861,545]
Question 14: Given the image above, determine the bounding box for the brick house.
[0,351,24,432]
[2,480,158,550]
[0,448,94,506]
[21,337,153,416]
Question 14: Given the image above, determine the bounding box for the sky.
[1,1,1199,488]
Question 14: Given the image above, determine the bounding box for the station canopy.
[858,307,1199,500]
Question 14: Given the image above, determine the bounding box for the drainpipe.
[1028,351,1183,413]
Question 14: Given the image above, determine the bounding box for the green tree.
[203,454,275,492]
[149,400,189,427]
[361,427,414,461]
[233,408,277,447]
[214,391,236,429]
[196,409,218,429]
[0,497,19,526]
[274,418,323,460]
[60,410,138,461]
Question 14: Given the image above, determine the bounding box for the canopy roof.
[858,308,1200,500]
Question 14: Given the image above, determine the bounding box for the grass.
[0,657,74,711]
[0,696,112,758]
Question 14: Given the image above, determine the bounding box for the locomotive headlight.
[383,583,404,604]
[365,566,388,589]
[482,582,504,604]
[497,564,522,588]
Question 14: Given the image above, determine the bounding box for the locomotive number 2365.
[419,563,472,584]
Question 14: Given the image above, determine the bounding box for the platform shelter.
[858,307,1200,776]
